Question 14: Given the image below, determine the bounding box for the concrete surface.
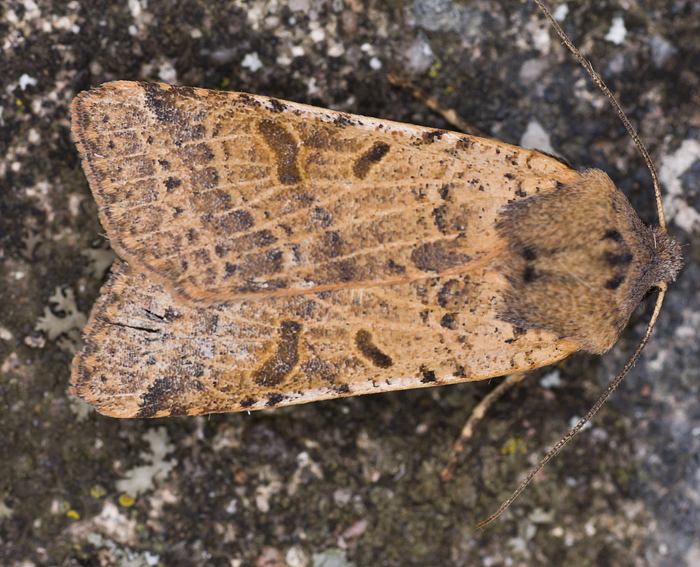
[1,0,699,565]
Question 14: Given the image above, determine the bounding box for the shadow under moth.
[68,0,683,526]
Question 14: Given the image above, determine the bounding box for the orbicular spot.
[258,119,301,185]
[353,141,390,179]
[253,320,302,387]
[410,241,470,272]
[355,329,393,368]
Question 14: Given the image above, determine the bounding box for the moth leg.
[440,372,527,482]
[387,72,487,137]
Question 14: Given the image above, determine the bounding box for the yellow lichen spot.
[118,494,136,507]
[221,77,231,88]
[500,436,526,456]
[90,485,106,499]
[428,60,442,79]
[66,509,81,520]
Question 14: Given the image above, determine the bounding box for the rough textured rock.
[1,1,698,565]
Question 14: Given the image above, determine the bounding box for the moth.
[70,77,681,419]
[68,0,684,528]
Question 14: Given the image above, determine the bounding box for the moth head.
[648,227,683,288]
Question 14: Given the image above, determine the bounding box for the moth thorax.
[495,169,682,354]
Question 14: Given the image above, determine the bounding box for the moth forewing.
[70,81,681,418]
[71,81,580,303]
[72,260,581,418]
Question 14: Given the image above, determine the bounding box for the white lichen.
[520,120,555,155]
[605,16,627,45]
[553,4,569,21]
[68,393,93,421]
[539,369,562,389]
[241,52,263,72]
[35,286,87,342]
[19,73,38,90]
[82,246,116,280]
[660,139,700,233]
[115,428,177,497]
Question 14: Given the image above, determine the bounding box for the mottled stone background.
[1,0,699,565]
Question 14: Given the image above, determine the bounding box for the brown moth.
[69,79,681,419]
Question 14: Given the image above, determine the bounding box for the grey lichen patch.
[115,428,177,497]
[34,286,87,352]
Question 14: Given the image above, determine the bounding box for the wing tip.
[70,362,143,419]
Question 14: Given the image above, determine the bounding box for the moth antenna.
[532,0,667,232]
[476,285,667,529]
[476,1,673,528]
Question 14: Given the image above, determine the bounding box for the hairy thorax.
[496,169,682,353]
